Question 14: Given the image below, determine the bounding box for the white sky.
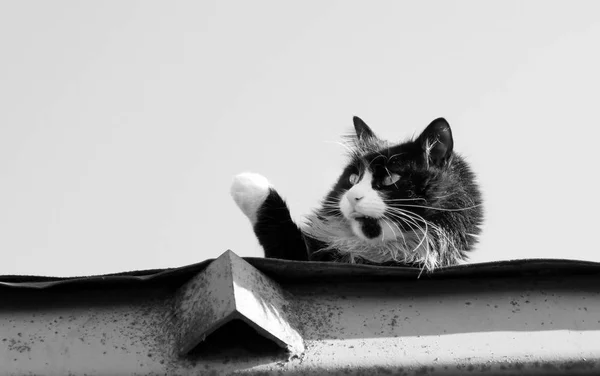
[1,1,599,276]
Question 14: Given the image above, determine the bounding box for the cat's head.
[314,116,482,267]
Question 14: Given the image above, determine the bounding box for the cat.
[230,116,483,272]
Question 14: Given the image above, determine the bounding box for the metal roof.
[2,251,600,375]
[1,255,600,289]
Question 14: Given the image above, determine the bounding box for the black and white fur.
[231,116,483,271]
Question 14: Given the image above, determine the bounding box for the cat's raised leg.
[230,172,308,261]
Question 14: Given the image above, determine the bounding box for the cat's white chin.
[231,172,271,226]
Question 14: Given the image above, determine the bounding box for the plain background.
[1,1,599,277]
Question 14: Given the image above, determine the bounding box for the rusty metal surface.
[281,276,600,375]
[1,251,600,375]
[170,274,600,375]
[229,251,304,354]
[175,250,237,355]
[0,287,176,375]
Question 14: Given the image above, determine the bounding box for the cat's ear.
[353,116,376,140]
[417,118,454,165]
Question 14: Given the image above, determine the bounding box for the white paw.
[230,172,272,225]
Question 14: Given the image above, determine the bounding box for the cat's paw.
[230,172,272,225]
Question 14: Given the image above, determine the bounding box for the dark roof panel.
[2,253,600,290]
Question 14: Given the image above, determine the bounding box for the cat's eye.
[349,173,360,185]
[382,173,400,186]
[388,155,401,165]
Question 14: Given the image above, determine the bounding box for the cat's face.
[325,117,456,243]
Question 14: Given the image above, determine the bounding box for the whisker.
[418,264,426,279]
[384,198,428,202]
[384,209,429,252]
[385,208,432,255]
[384,213,420,234]
[388,153,405,160]
[320,202,341,208]
[383,214,423,241]
[384,166,399,189]
[383,216,408,250]
[385,208,424,227]
[384,192,456,203]
[367,154,386,169]
[393,203,482,212]
[392,208,458,264]
[381,218,395,241]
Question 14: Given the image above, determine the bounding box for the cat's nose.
[346,191,364,203]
